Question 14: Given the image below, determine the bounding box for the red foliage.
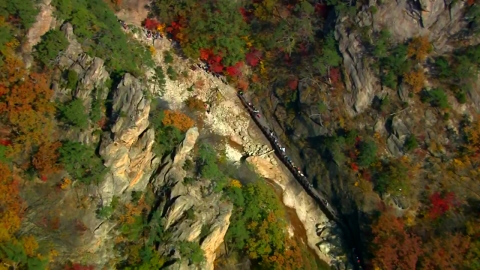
[0,139,11,146]
[40,175,47,182]
[246,48,262,67]
[468,0,475,6]
[298,42,308,56]
[284,53,292,65]
[429,192,455,219]
[288,78,298,90]
[210,63,224,73]
[226,62,243,77]
[330,67,341,84]
[351,163,359,171]
[200,49,213,61]
[143,18,160,31]
[315,3,328,18]
[64,263,95,270]
[226,66,240,77]
[239,8,253,22]
[209,54,223,65]
[361,169,371,181]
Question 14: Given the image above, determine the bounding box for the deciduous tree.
[371,210,423,270]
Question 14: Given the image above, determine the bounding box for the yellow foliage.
[339,116,346,128]
[407,36,432,61]
[230,179,242,188]
[60,177,72,189]
[149,46,156,56]
[404,214,416,226]
[48,249,59,262]
[162,110,195,132]
[403,69,425,93]
[22,235,39,257]
[157,23,166,34]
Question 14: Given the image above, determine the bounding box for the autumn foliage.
[162,110,195,132]
[403,69,425,93]
[0,56,59,165]
[407,36,432,61]
[245,48,262,67]
[371,210,423,270]
[143,18,160,31]
[32,141,62,177]
[428,192,456,219]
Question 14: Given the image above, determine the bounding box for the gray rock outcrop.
[99,73,156,204]
[334,0,468,115]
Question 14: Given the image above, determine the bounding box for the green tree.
[34,29,69,67]
[0,0,39,29]
[51,0,73,20]
[59,141,107,184]
[178,0,250,66]
[178,241,205,265]
[313,35,342,76]
[58,99,89,129]
[421,88,449,109]
[358,140,377,167]
[149,110,185,156]
[66,70,78,90]
[404,135,418,152]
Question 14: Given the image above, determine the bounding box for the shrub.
[152,66,166,96]
[178,241,205,265]
[185,97,206,112]
[34,29,69,67]
[407,36,432,61]
[66,70,78,90]
[404,135,418,152]
[455,90,467,104]
[164,50,174,64]
[58,99,89,129]
[403,69,425,93]
[197,143,228,191]
[358,140,378,167]
[162,110,195,132]
[90,96,103,123]
[59,141,107,184]
[421,88,449,109]
[150,110,185,156]
[167,66,178,80]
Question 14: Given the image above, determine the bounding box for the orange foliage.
[0,162,24,242]
[0,56,56,160]
[407,36,432,61]
[420,233,470,270]
[403,69,425,93]
[162,110,195,132]
[32,141,62,177]
[371,210,423,270]
[237,79,249,91]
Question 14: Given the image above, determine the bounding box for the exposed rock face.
[334,0,468,116]
[387,116,411,157]
[151,127,233,270]
[335,21,379,115]
[22,0,55,54]
[99,73,156,204]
